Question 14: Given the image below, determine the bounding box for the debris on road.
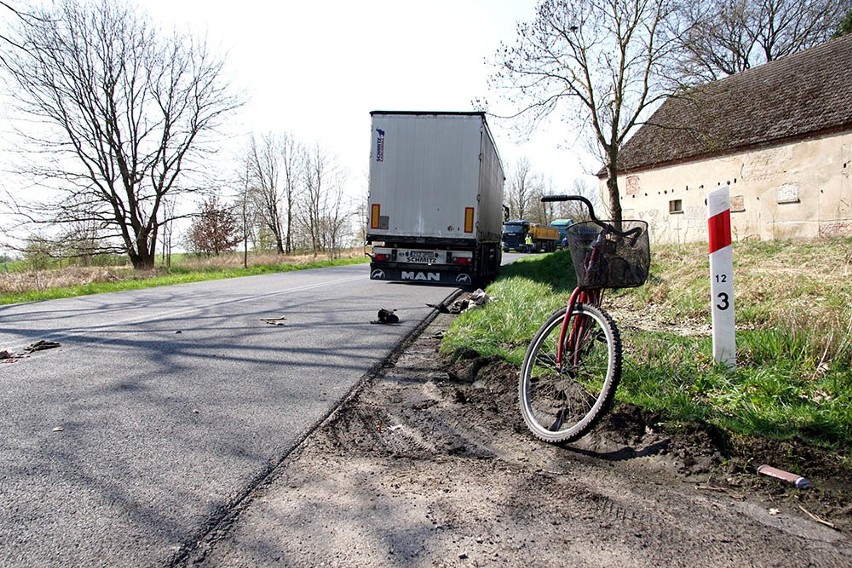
[261,316,287,326]
[429,289,493,315]
[24,340,61,353]
[1,340,61,362]
[371,308,399,325]
[757,464,811,489]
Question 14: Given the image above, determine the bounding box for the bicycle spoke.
[549,407,566,432]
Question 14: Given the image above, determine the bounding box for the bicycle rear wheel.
[519,304,621,443]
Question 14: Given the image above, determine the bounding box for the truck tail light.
[371,247,391,262]
[451,253,473,266]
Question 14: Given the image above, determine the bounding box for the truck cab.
[501,220,530,252]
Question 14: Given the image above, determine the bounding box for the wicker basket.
[566,220,650,289]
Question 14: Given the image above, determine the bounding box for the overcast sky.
[140,0,599,196]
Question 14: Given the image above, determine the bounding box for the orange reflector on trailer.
[464,207,474,233]
[370,204,381,229]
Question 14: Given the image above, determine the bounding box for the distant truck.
[549,218,575,241]
[365,111,505,286]
[502,220,560,253]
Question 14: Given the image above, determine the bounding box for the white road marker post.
[707,187,736,367]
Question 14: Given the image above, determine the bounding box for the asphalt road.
[0,263,457,567]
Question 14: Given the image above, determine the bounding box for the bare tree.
[558,178,599,221]
[297,144,353,258]
[234,161,255,268]
[58,217,101,266]
[505,158,542,220]
[320,177,353,259]
[243,132,304,255]
[245,134,285,254]
[299,144,327,256]
[0,0,242,269]
[672,0,851,83]
[159,197,175,268]
[279,134,302,255]
[490,0,678,225]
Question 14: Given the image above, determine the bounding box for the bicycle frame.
[539,194,638,371]
[556,260,603,368]
[556,287,602,365]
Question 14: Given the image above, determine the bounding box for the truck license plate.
[408,251,437,263]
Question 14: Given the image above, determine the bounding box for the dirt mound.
[310,311,851,534]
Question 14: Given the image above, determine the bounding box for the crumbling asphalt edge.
[169,287,464,567]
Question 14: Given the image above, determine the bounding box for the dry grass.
[0,266,130,294]
[613,238,852,362]
[0,249,367,296]
[176,249,365,270]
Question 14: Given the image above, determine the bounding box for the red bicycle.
[519,195,651,443]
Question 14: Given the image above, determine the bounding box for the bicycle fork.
[555,288,602,370]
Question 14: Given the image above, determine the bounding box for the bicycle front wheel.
[519,304,621,443]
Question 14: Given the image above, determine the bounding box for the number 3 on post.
[708,188,736,367]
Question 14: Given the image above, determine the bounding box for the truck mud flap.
[370,267,473,286]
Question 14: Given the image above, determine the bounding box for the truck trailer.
[502,220,560,253]
[366,111,505,286]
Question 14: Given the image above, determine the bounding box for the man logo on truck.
[402,271,440,281]
[376,129,385,162]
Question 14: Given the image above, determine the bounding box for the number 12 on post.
[707,187,736,368]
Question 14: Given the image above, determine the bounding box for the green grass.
[442,240,852,453]
[441,250,576,362]
[0,255,369,305]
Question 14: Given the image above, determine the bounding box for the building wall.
[604,130,852,244]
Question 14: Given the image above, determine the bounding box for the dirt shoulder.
[183,310,851,567]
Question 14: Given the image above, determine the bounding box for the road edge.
[169,287,464,567]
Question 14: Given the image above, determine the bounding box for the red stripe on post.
[708,210,731,253]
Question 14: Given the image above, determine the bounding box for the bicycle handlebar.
[540,194,643,239]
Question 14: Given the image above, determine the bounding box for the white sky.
[0,0,603,253]
[139,0,600,196]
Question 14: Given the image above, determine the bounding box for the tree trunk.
[607,149,623,226]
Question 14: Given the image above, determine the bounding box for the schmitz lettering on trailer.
[376,129,385,162]
[402,271,440,281]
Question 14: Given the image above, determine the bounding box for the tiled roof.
[616,33,852,172]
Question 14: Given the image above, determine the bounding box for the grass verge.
[441,240,852,455]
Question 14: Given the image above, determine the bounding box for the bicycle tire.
[519,303,621,443]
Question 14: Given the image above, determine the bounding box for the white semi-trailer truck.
[366,111,505,287]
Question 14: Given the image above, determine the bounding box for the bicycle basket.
[566,220,650,289]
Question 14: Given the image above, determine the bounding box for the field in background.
[0,249,369,305]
